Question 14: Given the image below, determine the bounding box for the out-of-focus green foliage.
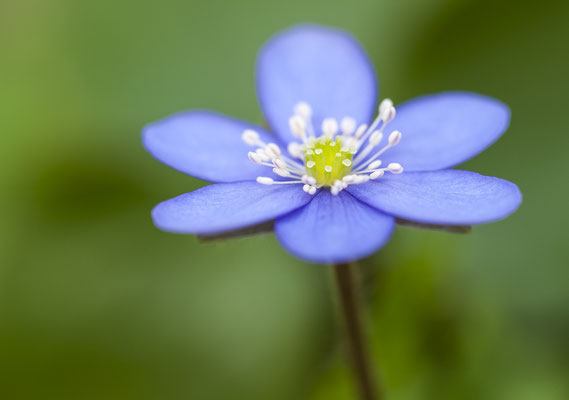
[1,0,568,399]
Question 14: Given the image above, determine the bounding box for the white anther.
[368,160,382,170]
[380,106,396,124]
[388,130,402,146]
[289,115,306,139]
[370,130,384,146]
[303,184,310,193]
[331,186,340,196]
[273,158,287,169]
[324,165,332,173]
[306,161,316,168]
[322,118,339,136]
[265,143,281,158]
[378,98,393,116]
[354,175,370,184]
[308,186,317,195]
[242,129,260,146]
[287,142,303,159]
[342,175,356,184]
[342,137,358,153]
[294,102,312,120]
[255,148,271,162]
[370,170,384,180]
[340,117,357,136]
[248,151,263,164]
[342,159,352,167]
[354,124,368,139]
[314,148,323,155]
[302,175,317,185]
[387,162,403,174]
[273,167,291,177]
[257,177,274,185]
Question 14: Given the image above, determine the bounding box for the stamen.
[369,130,383,146]
[378,98,393,116]
[287,142,303,159]
[242,129,261,146]
[273,167,291,177]
[380,105,396,124]
[368,160,382,170]
[387,163,403,174]
[370,170,384,180]
[255,149,271,162]
[265,143,281,159]
[354,130,402,171]
[340,117,357,136]
[294,102,312,120]
[256,177,304,185]
[301,175,317,186]
[352,131,382,165]
[273,158,287,170]
[251,98,403,191]
[248,151,263,164]
[322,118,339,137]
[256,177,274,185]
[289,115,307,142]
[388,130,402,146]
[354,124,368,140]
[342,175,356,184]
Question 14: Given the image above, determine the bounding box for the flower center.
[304,136,354,186]
[242,99,404,196]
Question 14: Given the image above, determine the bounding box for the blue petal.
[382,92,510,171]
[347,170,522,226]
[143,110,280,182]
[152,181,312,235]
[274,191,395,264]
[256,24,378,143]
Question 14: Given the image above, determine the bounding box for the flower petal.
[152,181,312,235]
[143,110,279,182]
[256,24,378,143]
[347,170,522,226]
[274,191,395,264]
[382,92,510,171]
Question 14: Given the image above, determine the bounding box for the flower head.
[143,24,521,264]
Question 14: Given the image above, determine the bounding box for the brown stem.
[333,262,380,400]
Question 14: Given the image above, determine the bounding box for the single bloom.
[143,24,522,264]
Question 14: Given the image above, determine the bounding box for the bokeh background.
[1,0,568,399]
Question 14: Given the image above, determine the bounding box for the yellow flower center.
[304,136,355,186]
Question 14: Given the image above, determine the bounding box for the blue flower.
[143,24,522,264]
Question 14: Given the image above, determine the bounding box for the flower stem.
[333,262,380,400]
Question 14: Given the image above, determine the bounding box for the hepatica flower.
[143,25,521,264]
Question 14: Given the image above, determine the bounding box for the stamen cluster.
[242,98,404,195]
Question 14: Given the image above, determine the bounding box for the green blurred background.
[1,0,568,399]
